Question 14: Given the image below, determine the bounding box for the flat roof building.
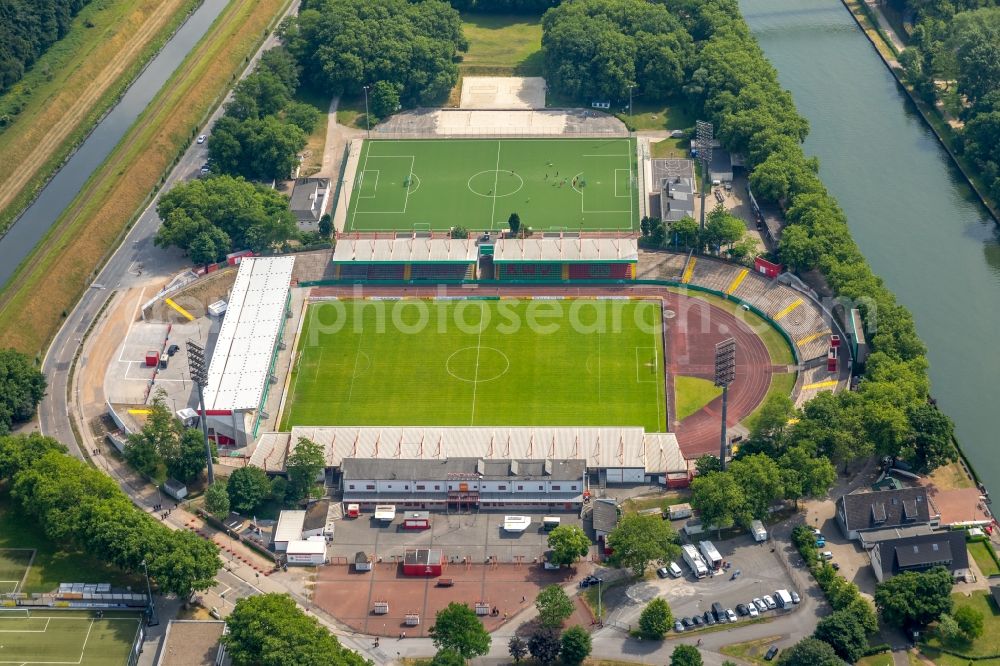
[273,510,306,552]
[155,620,228,666]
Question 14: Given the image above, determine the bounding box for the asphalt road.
[38,0,301,456]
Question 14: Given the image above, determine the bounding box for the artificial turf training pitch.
[282,299,665,431]
[345,138,638,233]
[0,610,141,666]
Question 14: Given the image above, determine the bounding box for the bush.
[638,598,673,640]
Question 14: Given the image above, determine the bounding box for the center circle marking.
[467,170,524,198]
[446,346,510,383]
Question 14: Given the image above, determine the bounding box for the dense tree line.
[283,0,466,109]
[540,0,694,103]
[0,348,45,434]
[667,0,956,478]
[896,5,1000,204]
[223,593,369,666]
[0,433,220,598]
[154,174,297,261]
[207,47,318,183]
[0,0,93,94]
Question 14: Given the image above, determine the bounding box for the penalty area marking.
[357,170,379,198]
[635,347,659,383]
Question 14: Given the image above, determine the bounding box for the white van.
[668,562,683,578]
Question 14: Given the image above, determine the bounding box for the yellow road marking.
[796,330,828,345]
[165,297,195,321]
[802,379,838,391]
[681,257,697,284]
[725,268,748,295]
[773,298,803,321]
[128,409,152,415]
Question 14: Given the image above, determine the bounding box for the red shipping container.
[145,351,160,367]
[402,549,443,576]
[754,257,782,279]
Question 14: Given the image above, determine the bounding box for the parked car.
[815,536,826,547]
[668,562,682,578]
[811,528,822,536]
[682,617,693,628]
[200,164,210,175]
[166,344,180,356]
[670,129,685,138]
[726,609,738,623]
[765,646,779,661]
[579,575,602,588]
[747,602,759,618]
[196,134,207,144]
[763,595,777,610]
[753,598,767,612]
[656,566,670,578]
[691,615,703,626]
[711,602,725,622]
[703,611,716,626]
[736,603,749,616]
[821,551,834,561]
[674,620,684,632]
[832,562,841,571]
[791,591,800,604]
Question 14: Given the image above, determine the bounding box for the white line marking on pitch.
[488,141,501,230]
[470,302,486,425]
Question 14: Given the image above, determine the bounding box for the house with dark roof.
[591,498,620,542]
[836,487,936,541]
[869,531,970,582]
[290,177,329,226]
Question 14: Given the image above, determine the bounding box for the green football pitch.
[0,610,141,666]
[282,299,666,431]
[345,138,638,233]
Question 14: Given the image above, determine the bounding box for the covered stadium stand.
[331,236,478,281]
[491,237,638,281]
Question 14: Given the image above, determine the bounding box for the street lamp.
[628,83,636,133]
[186,341,214,485]
[362,85,371,139]
[597,578,603,625]
[714,338,736,470]
[140,560,158,626]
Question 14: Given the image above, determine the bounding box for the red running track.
[308,284,773,459]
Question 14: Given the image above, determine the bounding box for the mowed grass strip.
[0,0,293,353]
[0,0,200,235]
[346,138,638,232]
[282,299,666,431]
[459,13,543,75]
[674,375,723,421]
[0,610,141,666]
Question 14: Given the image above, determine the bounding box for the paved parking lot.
[606,535,800,630]
[328,510,587,564]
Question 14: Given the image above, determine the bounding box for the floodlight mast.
[714,338,736,470]
[186,340,214,485]
[696,120,713,230]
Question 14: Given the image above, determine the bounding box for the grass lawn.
[721,635,782,665]
[621,492,689,514]
[346,138,638,232]
[855,654,893,666]
[0,499,141,593]
[674,375,722,421]
[0,0,294,354]
[335,95,370,131]
[651,137,690,159]
[459,13,543,76]
[667,288,796,366]
[0,609,141,666]
[922,591,1000,660]
[282,299,666,431]
[927,460,976,490]
[968,541,1000,577]
[615,101,696,132]
[295,86,333,176]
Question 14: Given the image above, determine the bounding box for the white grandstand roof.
[492,237,637,263]
[332,237,477,263]
[203,256,294,412]
[251,426,685,475]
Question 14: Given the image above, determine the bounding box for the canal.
[0,0,231,289]
[741,0,1000,489]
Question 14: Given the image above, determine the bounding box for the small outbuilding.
[402,511,431,530]
[402,548,444,577]
[355,551,372,572]
[285,539,327,566]
[273,510,306,552]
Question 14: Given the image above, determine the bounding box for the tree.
[670,216,699,250]
[560,626,591,666]
[450,226,469,239]
[694,454,721,476]
[430,649,466,666]
[606,513,679,576]
[508,635,528,663]
[535,584,574,628]
[123,391,178,477]
[690,471,747,533]
[638,597,673,640]
[0,349,46,434]
[165,429,213,483]
[286,438,325,503]
[936,613,964,643]
[527,627,561,665]
[670,644,703,666]
[282,101,322,134]
[780,444,836,507]
[776,638,845,666]
[370,81,401,118]
[746,392,797,456]
[902,403,956,473]
[429,602,491,659]
[223,593,367,666]
[729,453,785,522]
[813,609,869,663]
[204,481,230,516]
[226,466,272,513]
[0,433,64,480]
[954,604,984,640]
[874,567,954,628]
[547,525,590,566]
[508,212,521,235]
[318,214,332,238]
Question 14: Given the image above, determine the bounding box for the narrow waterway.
[0,0,231,289]
[741,0,1000,489]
